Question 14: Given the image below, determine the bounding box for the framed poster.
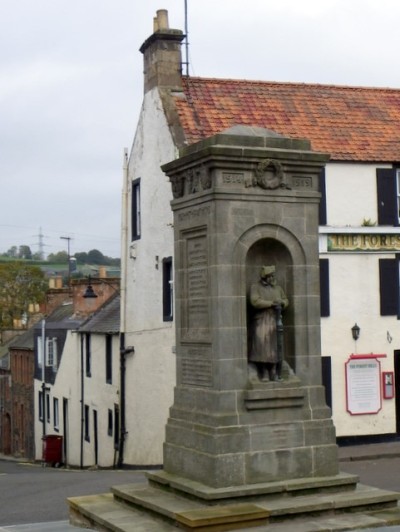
[345,355,382,415]
[382,371,395,399]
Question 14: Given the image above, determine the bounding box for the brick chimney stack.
[140,9,185,94]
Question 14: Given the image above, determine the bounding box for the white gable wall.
[123,88,177,465]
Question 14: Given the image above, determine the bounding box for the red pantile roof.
[174,77,400,162]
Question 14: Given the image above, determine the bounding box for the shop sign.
[328,234,400,252]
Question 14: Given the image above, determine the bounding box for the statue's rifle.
[275,304,283,379]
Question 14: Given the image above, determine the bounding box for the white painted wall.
[34,331,120,467]
[321,162,398,437]
[122,88,177,465]
[326,162,390,226]
[34,330,80,464]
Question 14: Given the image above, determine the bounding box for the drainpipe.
[80,334,84,469]
[41,319,46,439]
[117,334,134,468]
[117,148,130,469]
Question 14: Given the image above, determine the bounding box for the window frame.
[46,338,58,370]
[105,334,112,384]
[131,178,141,240]
[162,257,174,322]
[53,397,59,431]
[107,409,113,437]
[84,404,90,442]
[319,258,330,317]
[85,333,91,377]
[38,391,43,421]
[46,393,50,424]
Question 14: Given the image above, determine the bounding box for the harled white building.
[121,10,400,465]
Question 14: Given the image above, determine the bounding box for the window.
[105,335,112,384]
[46,393,50,423]
[131,178,141,240]
[162,257,173,321]
[107,409,113,436]
[46,338,58,370]
[85,334,91,377]
[53,398,59,431]
[319,168,327,226]
[379,257,400,316]
[84,405,90,442]
[38,391,43,421]
[114,404,120,450]
[376,168,399,226]
[319,259,330,317]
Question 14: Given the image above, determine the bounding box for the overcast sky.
[1,0,400,259]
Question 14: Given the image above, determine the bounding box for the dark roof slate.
[9,328,35,350]
[79,295,120,334]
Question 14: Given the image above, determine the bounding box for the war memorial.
[69,127,400,530]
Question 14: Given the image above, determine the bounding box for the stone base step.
[68,492,400,532]
[112,482,400,521]
[68,493,175,531]
[68,480,400,532]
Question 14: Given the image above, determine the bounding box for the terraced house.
[120,9,400,465]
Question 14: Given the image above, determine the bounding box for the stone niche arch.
[235,223,319,385]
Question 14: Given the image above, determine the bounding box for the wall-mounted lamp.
[83,276,98,299]
[351,323,360,341]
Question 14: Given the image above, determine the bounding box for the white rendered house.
[121,10,400,466]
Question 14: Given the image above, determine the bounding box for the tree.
[0,262,47,328]
[6,246,18,258]
[47,251,68,263]
[74,252,88,264]
[18,245,32,260]
[87,249,107,265]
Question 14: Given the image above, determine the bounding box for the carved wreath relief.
[246,159,290,190]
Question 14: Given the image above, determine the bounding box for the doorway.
[62,398,68,465]
[93,409,98,466]
[3,413,11,454]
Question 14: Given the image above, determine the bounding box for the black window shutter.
[320,258,330,317]
[319,168,327,226]
[321,356,332,410]
[377,168,397,226]
[379,258,399,316]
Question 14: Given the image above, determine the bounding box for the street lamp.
[351,323,360,341]
[82,276,98,299]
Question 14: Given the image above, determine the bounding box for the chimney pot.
[153,16,159,32]
[157,9,169,30]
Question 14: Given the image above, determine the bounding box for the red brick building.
[0,329,35,459]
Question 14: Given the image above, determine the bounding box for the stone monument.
[69,126,400,531]
[158,125,338,488]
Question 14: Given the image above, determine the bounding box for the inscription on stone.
[178,206,211,223]
[222,172,245,184]
[292,176,312,188]
[184,232,210,341]
[181,348,212,387]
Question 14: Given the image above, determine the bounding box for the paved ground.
[2,441,400,531]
